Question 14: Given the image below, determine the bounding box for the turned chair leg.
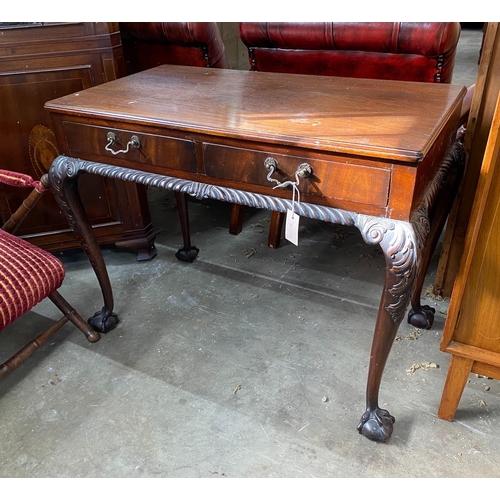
[0,316,69,379]
[49,290,101,343]
[0,291,100,380]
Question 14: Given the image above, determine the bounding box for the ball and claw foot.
[407,305,435,329]
[88,308,119,333]
[357,407,396,442]
[175,245,199,263]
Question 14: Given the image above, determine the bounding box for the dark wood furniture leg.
[357,144,464,440]
[229,203,244,235]
[113,182,158,262]
[48,156,119,333]
[268,211,285,249]
[355,215,418,441]
[48,155,461,442]
[437,355,473,421]
[174,191,199,263]
[407,142,466,329]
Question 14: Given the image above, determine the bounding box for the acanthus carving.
[48,157,81,232]
[356,215,417,324]
[410,141,465,254]
[49,156,118,332]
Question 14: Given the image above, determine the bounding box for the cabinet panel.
[438,81,500,421]
[454,179,500,352]
[0,22,155,258]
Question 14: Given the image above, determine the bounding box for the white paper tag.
[285,209,300,246]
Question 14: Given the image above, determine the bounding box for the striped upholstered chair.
[0,170,100,379]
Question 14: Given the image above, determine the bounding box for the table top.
[45,65,466,163]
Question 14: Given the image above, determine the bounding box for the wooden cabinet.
[435,23,498,297]
[438,88,500,421]
[0,22,156,260]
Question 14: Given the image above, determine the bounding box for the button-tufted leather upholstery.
[239,22,461,83]
[120,22,229,74]
[238,22,465,250]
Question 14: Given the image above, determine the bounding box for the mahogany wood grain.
[47,65,465,222]
[46,66,462,161]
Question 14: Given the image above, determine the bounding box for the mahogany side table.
[45,65,466,442]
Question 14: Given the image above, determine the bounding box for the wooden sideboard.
[0,22,156,260]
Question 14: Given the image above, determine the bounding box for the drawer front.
[203,143,391,207]
[62,121,197,172]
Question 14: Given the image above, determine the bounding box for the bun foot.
[175,245,199,263]
[357,408,395,442]
[407,304,435,329]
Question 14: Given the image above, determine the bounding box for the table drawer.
[62,121,197,172]
[203,143,391,207]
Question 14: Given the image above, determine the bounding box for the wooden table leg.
[356,142,465,441]
[174,191,199,263]
[229,203,244,235]
[49,156,119,333]
[268,211,285,249]
[407,142,466,329]
[438,355,473,421]
[356,216,418,442]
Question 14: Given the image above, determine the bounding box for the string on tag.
[286,184,301,246]
[291,183,301,216]
[266,160,311,247]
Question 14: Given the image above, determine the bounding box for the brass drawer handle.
[105,132,141,155]
[264,157,312,190]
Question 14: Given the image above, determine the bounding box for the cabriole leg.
[407,142,465,329]
[48,156,119,333]
[174,192,199,263]
[356,216,418,442]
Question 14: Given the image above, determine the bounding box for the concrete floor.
[2,28,498,479]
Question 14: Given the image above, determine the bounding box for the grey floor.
[1,28,497,479]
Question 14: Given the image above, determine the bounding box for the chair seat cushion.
[0,229,65,331]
